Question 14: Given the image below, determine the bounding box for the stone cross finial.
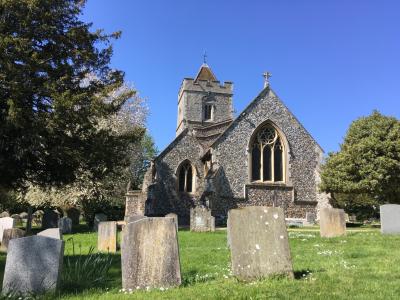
[263,72,272,88]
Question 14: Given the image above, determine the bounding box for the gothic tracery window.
[250,124,285,182]
[178,161,194,192]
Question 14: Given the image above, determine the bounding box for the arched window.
[178,161,194,192]
[250,124,285,182]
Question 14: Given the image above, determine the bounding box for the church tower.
[176,63,234,143]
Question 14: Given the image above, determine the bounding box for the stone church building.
[138,63,329,224]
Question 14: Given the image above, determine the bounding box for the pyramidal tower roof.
[194,63,217,81]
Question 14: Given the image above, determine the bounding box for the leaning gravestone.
[165,213,178,230]
[42,209,60,229]
[1,228,25,251]
[58,217,72,234]
[66,208,80,226]
[190,206,215,232]
[93,213,108,232]
[319,208,346,238]
[0,217,16,243]
[380,204,400,234]
[121,217,181,290]
[229,206,293,281]
[38,228,62,240]
[98,221,117,253]
[2,236,64,296]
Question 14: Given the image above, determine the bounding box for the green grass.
[3,227,400,299]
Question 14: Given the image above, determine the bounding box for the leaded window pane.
[252,145,261,181]
[263,146,272,181]
[274,138,283,181]
[186,166,193,192]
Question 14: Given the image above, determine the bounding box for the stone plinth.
[190,207,215,232]
[2,236,64,295]
[38,228,62,240]
[319,208,346,238]
[1,228,25,251]
[229,206,293,281]
[58,217,72,234]
[93,213,107,232]
[380,204,400,234]
[0,217,16,243]
[98,221,117,253]
[121,217,181,290]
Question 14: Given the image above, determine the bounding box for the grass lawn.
[2,226,400,299]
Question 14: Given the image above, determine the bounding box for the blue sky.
[82,0,400,154]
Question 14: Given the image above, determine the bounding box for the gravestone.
[0,211,10,218]
[42,209,60,229]
[33,210,44,227]
[11,214,23,226]
[165,213,178,230]
[38,228,62,240]
[1,228,25,251]
[93,213,107,232]
[19,212,28,219]
[58,217,72,234]
[2,236,64,296]
[121,217,181,290]
[66,208,80,226]
[344,213,350,222]
[0,217,16,243]
[125,215,146,224]
[305,212,316,225]
[190,206,215,232]
[319,208,346,238]
[227,210,231,248]
[380,204,400,234]
[229,206,293,281]
[98,221,117,253]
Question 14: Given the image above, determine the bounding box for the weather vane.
[203,50,207,64]
[263,71,272,88]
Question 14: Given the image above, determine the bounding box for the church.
[140,63,330,224]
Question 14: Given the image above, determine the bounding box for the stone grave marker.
[42,209,60,229]
[0,217,16,243]
[93,213,107,231]
[66,208,80,226]
[319,208,346,238]
[305,212,316,225]
[38,228,62,240]
[121,217,181,290]
[33,210,44,227]
[229,206,293,281]
[2,236,64,296]
[0,211,10,218]
[190,206,215,232]
[380,204,400,234]
[1,228,25,251]
[98,221,117,253]
[19,212,28,219]
[165,213,178,230]
[125,215,146,224]
[58,217,72,234]
[10,214,23,226]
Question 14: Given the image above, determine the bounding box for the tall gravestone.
[42,209,60,229]
[66,208,80,226]
[190,206,215,232]
[229,206,293,281]
[319,208,346,238]
[38,228,62,240]
[0,217,16,243]
[58,217,72,234]
[380,204,400,234]
[2,236,64,296]
[121,217,181,290]
[93,213,107,232]
[98,221,117,253]
[1,228,25,251]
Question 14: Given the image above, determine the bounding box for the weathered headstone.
[319,208,346,238]
[0,217,16,243]
[98,221,117,253]
[165,213,178,230]
[66,208,80,226]
[1,228,25,251]
[33,210,44,227]
[125,190,145,217]
[380,204,400,234]
[42,209,60,229]
[0,211,10,218]
[305,212,316,225]
[344,213,350,223]
[229,206,293,281]
[190,206,215,232]
[93,213,107,231]
[19,212,28,219]
[227,210,231,248]
[58,217,72,234]
[38,228,62,240]
[121,217,181,290]
[2,236,64,296]
[124,215,146,224]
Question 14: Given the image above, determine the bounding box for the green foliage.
[330,193,379,220]
[62,238,114,292]
[320,110,400,205]
[0,0,143,188]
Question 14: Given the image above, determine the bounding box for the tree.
[0,0,143,189]
[320,111,400,209]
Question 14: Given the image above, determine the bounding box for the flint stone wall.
[121,217,181,290]
[2,236,64,295]
[319,208,346,238]
[229,206,293,280]
[98,221,117,253]
[380,204,400,234]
